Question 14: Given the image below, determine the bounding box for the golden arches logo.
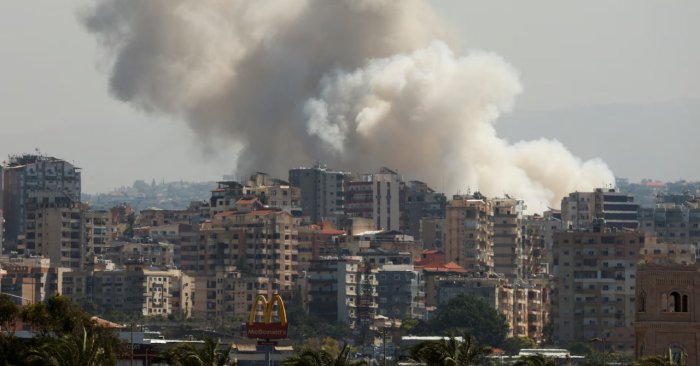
[247,294,288,325]
[246,294,288,339]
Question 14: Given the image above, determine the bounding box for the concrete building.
[345,168,402,231]
[306,256,378,330]
[377,264,425,320]
[639,205,700,256]
[103,241,176,269]
[401,181,446,240]
[20,202,85,269]
[635,263,700,364]
[492,197,525,278]
[1,154,81,251]
[523,213,562,276]
[561,188,639,230]
[445,193,494,272]
[193,269,271,320]
[63,268,194,318]
[0,255,68,304]
[553,229,654,351]
[84,210,114,257]
[289,165,348,224]
[433,272,550,342]
[419,218,445,251]
[244,173,302,216]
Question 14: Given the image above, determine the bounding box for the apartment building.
[445,193,494,272]
[193,269,271,320]
[188,200,299,321]
[523,213,562,276]
[84,210,114,256]
[244,173,302,216]
[401,181,446,240]
[345,168,402,231]
[63,268,194,318]
[289,165,348,224]
[103,241,176,269]
[553,228,654,351]
[433,273,549,340]
[21,201,85,269]
[638,203,700,255]
[0,255,69,304]
[419,218,445,250]
[1,154,81,251]
[306,257,378,330]
[377,264,426,320]
[561,188,639,230]
[492,197,525,278]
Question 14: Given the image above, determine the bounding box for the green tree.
[0,294,20,331]
[428,294,508,347]
[284,344,366,366]
[502,337,537,356]
[0,333,30,366]
[26,327,118,366]
[154,337,230,366]
[513,354,556,366]
[410,331,491,366]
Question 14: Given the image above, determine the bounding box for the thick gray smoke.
[82,0,614,211]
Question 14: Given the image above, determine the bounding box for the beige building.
[434,273,550,342]
[445,193,494,272]
[193,268,272,321]
[103,241,176,269]
[63,268,194,318]
[0,255,68,304]
[84,210,115,258]
[19,200,88,270]
[190,200,299,321]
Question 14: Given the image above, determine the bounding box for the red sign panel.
[247,322,288,339]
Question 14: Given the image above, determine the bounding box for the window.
[638,291,646,312]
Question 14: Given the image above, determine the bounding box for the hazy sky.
[1,1,698,193]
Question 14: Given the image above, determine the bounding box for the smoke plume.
[82,0,614,211]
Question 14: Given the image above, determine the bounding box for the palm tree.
[154,337,231,366]
[513,354,556,366]
[284,344,366,366]
[26,327,117,366]
[410,331,491,366]
[0,333,29,366]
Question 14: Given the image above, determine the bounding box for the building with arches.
[635,263,700,363]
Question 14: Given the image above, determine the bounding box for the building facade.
[445,193,494,272]
[635,263,700,364]
[289,165,348,224]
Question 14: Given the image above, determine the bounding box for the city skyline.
[1,1,698,195]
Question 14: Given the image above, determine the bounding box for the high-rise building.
[1,154,81,251]
[401,181,446,240]
[377,264,425,320]
[444,193,494,272]
[561,188,639,230]
[553,228,654,351]
[289,165,348,224]
[492,197,525,278]
[345,167,404,232]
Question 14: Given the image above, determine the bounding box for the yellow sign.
[247,294,288,339]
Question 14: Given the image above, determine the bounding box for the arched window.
[682,294,689,312]
[638,291,646,312]
[670,292,682,312]
[670,345,686,364]
[661,293,668,312]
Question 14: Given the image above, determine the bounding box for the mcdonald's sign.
[246,294,288,339]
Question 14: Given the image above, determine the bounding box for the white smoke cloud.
[82,0,614,212]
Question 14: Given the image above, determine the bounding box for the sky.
[0,1,698,194]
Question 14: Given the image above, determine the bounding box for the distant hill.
[497,99,700,182]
